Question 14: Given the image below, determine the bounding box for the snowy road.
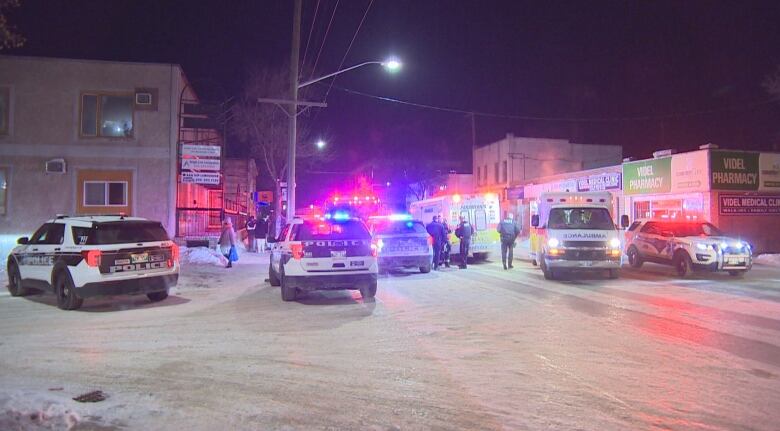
[2,254,780,430]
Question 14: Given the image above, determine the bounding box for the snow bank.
[0,391,81,431]
[181,246,227,267]
[755,254,780,267]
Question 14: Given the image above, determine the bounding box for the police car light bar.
[388,214,412,221]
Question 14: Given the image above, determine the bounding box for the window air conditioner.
[135,92,153,106]
[45,159,67,174]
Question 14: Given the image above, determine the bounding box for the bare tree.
[0,0,24,50]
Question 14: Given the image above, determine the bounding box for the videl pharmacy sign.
[709,150,759,191]
[622,157,672,195]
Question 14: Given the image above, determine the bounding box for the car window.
[71,222,169,245]
[548,208,614,230]
[375,221,426,235]
[30,223,64,245]
[628,221,642,232]
[277,224,291,242]
[293,220,371,241]
[640,222,657,234]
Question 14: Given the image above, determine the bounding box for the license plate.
[727,257,743,265]
[131,252,149,263]
[331,250,347,258]
[350,260,364,267]
[579,261,594,267]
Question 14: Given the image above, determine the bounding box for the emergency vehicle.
[530,192,626,280]
[6,215,179,310]
[368,214,433,273]
[268,212,379,301]
[409,193,500,260]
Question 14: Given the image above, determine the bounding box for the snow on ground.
[0,390,82,431]
[180,246,227,267]
[755,253,780,267]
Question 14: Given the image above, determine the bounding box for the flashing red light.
[290,243,304,260]
[370,243,379,257]
[81,250,101,267]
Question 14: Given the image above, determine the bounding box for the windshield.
[668,222,723,237]
[548,208,615,230]
[375,220,427,235]
[73,221,170,245]
[294,220,371,241]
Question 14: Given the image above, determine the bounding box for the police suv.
[6,215,179,310]
[268,215,378,301]
[368,215,433,273]
[625,219,753,277]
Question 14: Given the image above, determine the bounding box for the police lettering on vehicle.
[19,255,54,266]
[109,261,167,273]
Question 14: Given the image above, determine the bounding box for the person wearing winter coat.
[219,219,237,268]
[426,215,447,270]
[496,212,521,270]
[246,216,257,252]
[455,216,474,269]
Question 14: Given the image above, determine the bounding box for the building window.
[502,160,508,183]
[80,93,134,137]
[483,165,488,182]
[0,87,9,135]
[494,162,499,184]
[83,181,128,206]
[0,168,7,215]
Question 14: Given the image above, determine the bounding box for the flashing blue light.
[389,214,412,221]
[406,221,414,228]
[332,211,351,221]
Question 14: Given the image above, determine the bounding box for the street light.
[316,140,326,150]
[298,57,403,89]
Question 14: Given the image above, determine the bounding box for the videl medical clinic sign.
[180,144,221,185]
[622,157,672,195]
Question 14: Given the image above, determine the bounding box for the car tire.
[673,251,693,277]
[627,246,643,268]
[54,270,83,311]
[728,270,745,277]
[7,262,29,297]
[420,264,431,274]
[540,256,556,280]
[280,265,297,302]
[608,269,620,279]
[147,290,169,302]
[268,256,281,287]
[473,252,489,261]
[360,281,377,300]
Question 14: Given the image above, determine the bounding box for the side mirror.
[17,237,29,245]
[621,215,630,228]
[531,215,540,228]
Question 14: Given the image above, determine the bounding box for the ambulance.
[530,191,628,280]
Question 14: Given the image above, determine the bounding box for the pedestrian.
[455,215,473,269]
[219,218,237,268]
[439,214,452,268]
[246,216,257,252]
[256,215,269,251]
[497,211,521,270]
[426,215,446,270]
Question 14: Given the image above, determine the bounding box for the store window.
[80,93,134,137]
[494,162,499,183]
[502,160,508,183]
[84,181,128,206]
[476,167,481,185]
[0,87,9,135]
[0,168,7,215]
[632,195,704,221]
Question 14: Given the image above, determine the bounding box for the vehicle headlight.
[609,238,621,248]
[376,238,384,250]
[731,242,743,250]
[720,242,729,250]
[696,243,709,251]
[547,238,560,248]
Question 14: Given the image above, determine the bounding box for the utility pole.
[287,0,302,220]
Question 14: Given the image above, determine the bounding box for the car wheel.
[147,290,169,302]
[419,264,431,274]
[728,270,745,277]
[54,271,83,310]
[627,246,643,268]
[7,263,29,297]
[360,281,377,300]
[673,251,693,277]
[540,256,556,280]
[608,269,620,279]
[268,256,281,287]
[280,265,297,302]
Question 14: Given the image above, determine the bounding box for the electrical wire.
[323,0,375,100]
[300,0,322,75]
[329,84,780,123]
[309,0,340,81]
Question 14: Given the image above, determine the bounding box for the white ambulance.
[530,191,627,280]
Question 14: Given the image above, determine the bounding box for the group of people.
[217,214,271,269]
[425,212,522,271]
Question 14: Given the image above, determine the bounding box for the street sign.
[182,144,221,158]
[181,172,220,185]
[181,159,221,171]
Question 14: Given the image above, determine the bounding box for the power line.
[300,0,322,74]
[329,84,780,123]
[323,0,375,100]
[309,0,340,81]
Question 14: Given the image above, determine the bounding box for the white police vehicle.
[368,215,433,273]
[625,219,753,277]
[268,213,378,301]
[6,215,179,310]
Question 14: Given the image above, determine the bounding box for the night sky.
[7,0,780,202]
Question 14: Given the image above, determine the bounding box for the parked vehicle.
[268,214,378,301]
[624,219,753,277]
[6,215,179,310]
[409,193,500,260]
[368,215,433,273]
[530,192,626,280]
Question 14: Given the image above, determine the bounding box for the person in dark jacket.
[256,215,269,251]
[426,215,447,270]
[497,212,521,270]
[439,214,452,268]
[246,216,257,252]
[455,216,474,269]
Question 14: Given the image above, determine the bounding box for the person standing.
[219,218,237,268]
[256,215,269,251]
[246,216,257,252]
[439,214,452,268]
[497,212,521,270]
[455,216,474,269]
[426,215,446,270]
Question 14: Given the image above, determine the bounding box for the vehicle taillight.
[427,236,433,246]
[290,243,304,260]
[81,250,101,267]
[170,243,180,261]
[370,243,378,257]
